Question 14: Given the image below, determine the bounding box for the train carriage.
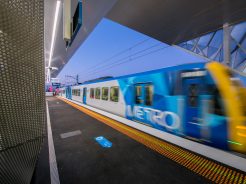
[61,62,246,154]
[59,87,66,98]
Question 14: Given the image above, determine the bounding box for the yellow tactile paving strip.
[58,97,246,184]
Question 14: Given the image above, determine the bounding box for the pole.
[76,74,79,84]
[223,23,231,67]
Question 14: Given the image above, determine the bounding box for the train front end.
[206,62,246,153]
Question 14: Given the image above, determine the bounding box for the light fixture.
[47,0,61,82]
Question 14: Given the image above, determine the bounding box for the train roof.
[74,62,206,86]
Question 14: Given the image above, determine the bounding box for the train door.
[182,78,203,139]
[66,87,69,98]
[83,87,87,104]
[133,83,153,125]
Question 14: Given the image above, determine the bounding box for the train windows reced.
[102,87,109,101]
[95,88,101,99]
[145,85,153,106]
[110,86,119,102]
[135,86,143,104]
[188,84,198,107]
[72,89,80,96]
[90,88,95,98]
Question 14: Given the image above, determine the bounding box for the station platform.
[32,97,246,184]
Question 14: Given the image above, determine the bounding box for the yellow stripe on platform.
[58,97,246,184]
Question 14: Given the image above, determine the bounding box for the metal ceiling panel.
[106,0,246,45]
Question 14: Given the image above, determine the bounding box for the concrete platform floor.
[32,97,209,184]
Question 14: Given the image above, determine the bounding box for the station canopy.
[45,0,246,78]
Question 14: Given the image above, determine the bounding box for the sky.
[58,18,206,84]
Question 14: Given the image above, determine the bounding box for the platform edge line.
[46,101,60,184]
[58,97,246,173]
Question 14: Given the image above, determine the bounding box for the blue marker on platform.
[95,136,112,148]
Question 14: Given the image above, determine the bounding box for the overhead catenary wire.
[77,38,150,76]
[80,45,171,81]
[60,40,170,85]
[79,43,164,77]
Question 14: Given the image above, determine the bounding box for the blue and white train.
[59,62,246,154]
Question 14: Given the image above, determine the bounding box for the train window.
[135,85,143,104]
[77,89,80,96]
[102,87,109,101]
[72,89,80,96]
[145,85,153,106]
[90,88,95,98]
[95,88,101,99]
[188,84,198,107]
[110,86,119,102]
[212,88,225,116]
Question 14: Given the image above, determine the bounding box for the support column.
[223,23,231,67]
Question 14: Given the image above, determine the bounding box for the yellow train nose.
[206,62,246,153]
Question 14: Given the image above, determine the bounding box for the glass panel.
[198,32,214,46]
[95,88,101,99]
[145,85,153,106]
[188,84,198,107]
[135,86,142,104]
[90,88,94,98]
[110,86,119,102]
[231,22,246,43]
[210,30,222,49]
[102,87,109,101]
[229,70,246,116]
[212,88,225,115]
